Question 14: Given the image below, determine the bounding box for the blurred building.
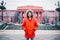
[0,10,15,23]
[0,5,59,24]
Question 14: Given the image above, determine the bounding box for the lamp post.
[0,0,6,21]
[55,1,60,28]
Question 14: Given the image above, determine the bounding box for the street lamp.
[0,0,6,21]
[55,1,60,28]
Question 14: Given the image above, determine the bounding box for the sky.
[0,0,60,10]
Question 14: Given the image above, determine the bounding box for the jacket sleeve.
[22,19,26,30]
[34,19,38,31]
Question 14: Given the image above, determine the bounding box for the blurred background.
[0,0,60,30]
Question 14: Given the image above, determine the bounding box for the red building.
[17,5,44,23]
[0,5,59,24]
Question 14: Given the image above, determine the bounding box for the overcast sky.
[0,0,60,10]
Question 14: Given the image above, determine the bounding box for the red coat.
[22,18,38,38]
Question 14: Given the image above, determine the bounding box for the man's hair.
[26,11,33,18]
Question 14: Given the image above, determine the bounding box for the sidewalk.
[0,30,60,40]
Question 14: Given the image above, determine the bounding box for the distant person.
[22,10,38,40]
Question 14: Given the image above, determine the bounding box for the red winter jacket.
[22,18,38,38]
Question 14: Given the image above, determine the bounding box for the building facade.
[0,5,59,24]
